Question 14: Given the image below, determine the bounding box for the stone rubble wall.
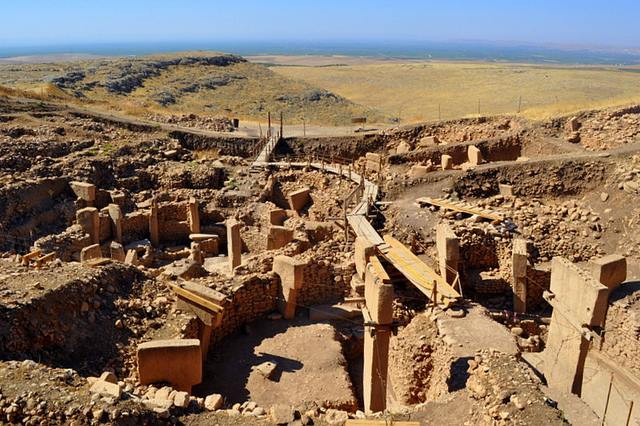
[600,287,640,376]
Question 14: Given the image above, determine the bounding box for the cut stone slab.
[271,404,295,425]
[589,254,627,291]
[137,339,202,393]
[287,187,311,212]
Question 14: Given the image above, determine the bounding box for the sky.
[1,0,639,49]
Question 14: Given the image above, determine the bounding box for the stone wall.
[388,135,521,165]
[297,260,354,307]
[209,274,279,345]
[169,130,259,157]
[600,283,640,376]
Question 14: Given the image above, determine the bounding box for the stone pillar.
[149,198,159,247]
[436,223,459,286]
[467,145,484,165]
[272,255,305,320]
[110,241,125,262]
[77,207,100,245]
[80,244,102,263]
[589,254,627,291]
[363,257,394,414]
[266,226,294,250]
[542,257,609,395]
[124,249,139,266]
[441,154,453,170]
[355,236,376,280]
[107,204,123,243]
[70,181,96,207]
[189,242,204,265]
[187,197,201,234]
[226,219,242,272]
[512,238,529,313]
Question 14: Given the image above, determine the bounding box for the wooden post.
[303,117,306,137]
[518,95,522,114]
[268,112,271,140]
[280,111,284,141]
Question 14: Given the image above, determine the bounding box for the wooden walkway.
[265,159,460,305]
[378,235,460,306]
[416,197,504,222]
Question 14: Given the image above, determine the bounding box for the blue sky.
[1,0,639,48]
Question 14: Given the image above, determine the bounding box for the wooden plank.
[416,197,503,222]
[378,235,460,304]
[168,283,224,314]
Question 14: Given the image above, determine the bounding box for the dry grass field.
[270,59,640,123]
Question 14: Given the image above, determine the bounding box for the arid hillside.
[0,52,383,125]
[269,59,640,123]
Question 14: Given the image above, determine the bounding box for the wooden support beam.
[416,197,503,222]
[168,283,224,314]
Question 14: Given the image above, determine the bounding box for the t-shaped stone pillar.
[363,256,393,414]
[226,219,242,272]
[77,207,100,245]
[512,238,529,313]
[272,255,305,320]
[436,223,459,286]
[542,257,609,395]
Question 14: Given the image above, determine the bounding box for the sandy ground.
[198,318,358,411]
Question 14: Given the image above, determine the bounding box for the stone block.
[77,207,100,245]
[273,255,305,290]
[70,181,96,205]
[108,204,123,243]
[512,238,529,313]
[395,140,412,154]
[287,187,311,212]
[418,135,439,147]
[269,209,288,226]
[355,236,376,280]
[408,164,431,178]
[81,244,102,263]
[187,197,201,234]
[226,219,242,272]
[110,241,125,262]
[499,184,513,197]
[137,339,202,393]
[90,380,122,399]
[567,116,580,132]
[436,223,459,286]
[363,326,391,413]
[267,225,294,250]
[365,152,383,172]
[124,249,139,266]
[364,260,394,325]
[550,257,609,327]
[467,145,484,165]
[441,154,453,170]
[589,254,626,291]
[198,237,219,256]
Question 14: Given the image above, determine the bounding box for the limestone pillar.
[70,181,96,207]
[542,257,609,395]
[436,223,459,286]
[226,219,242,272]
[107,204,123,243]
[363,257,394,414]
[149,198,159,247]
[189,242,204,265]
[77,207,100,245]
[272,255,305,320]
[110,241,125,262]
[187,197,201,234]
[512,238,529,313]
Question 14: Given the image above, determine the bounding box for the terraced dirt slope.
[0,52,381,125]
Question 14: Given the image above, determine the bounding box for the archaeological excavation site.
[1,94,640,426]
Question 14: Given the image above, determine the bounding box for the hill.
[0,52,383,125]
